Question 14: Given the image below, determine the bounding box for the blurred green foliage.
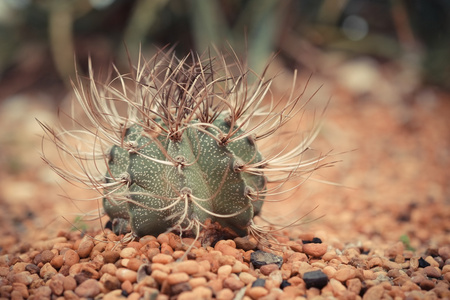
[400,234,415,251]
[70,215,88,233]
[0,0,449,100]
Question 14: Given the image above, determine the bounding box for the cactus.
[41,49,331,242]
[103,112,266,238]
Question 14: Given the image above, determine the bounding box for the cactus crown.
[41,49,331,245]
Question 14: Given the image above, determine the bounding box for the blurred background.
[1,0,450,100]
[0,0,449,253]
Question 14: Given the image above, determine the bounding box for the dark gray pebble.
[251,278,266,287]
[280,279,291,289]
[171,282,192,295]
[302,237,322,244]
[25,263,40,274]
[303,270,329,289]
[250,250,283,268]
[418,257,430,268]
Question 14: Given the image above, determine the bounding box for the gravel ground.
[1,229,449,300]
[0,57,449,299]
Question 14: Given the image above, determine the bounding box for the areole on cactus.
[40,48,332,244]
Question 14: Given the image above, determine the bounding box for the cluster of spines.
[40,48,332,246]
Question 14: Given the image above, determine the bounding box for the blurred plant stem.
[316,0,349,23]
[120,0,170,63]
[238,0,281,76]
[190,0,228,52]
[191,0,284,75]
[48,0,77,86]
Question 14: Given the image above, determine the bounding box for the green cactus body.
[103,114,265,237]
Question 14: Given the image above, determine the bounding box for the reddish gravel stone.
[74,278,101,297]
[438,246,450,261]
[53,242,74,251]
[423,266,441,278]
[178,290,202,300]
[322,251,338,261]
[152,269,169,284]
[40,250,55,264]
[189,277,207,288]
[63,290,79,300]
[410,257,420,270]
[116,268,137,283]
[63,275,77,291]
[12,271,33,286]
[139,235,157,244]
[0,265,9,277]
[100,273,121,290]
[121,279,134,294]
[216,288,235,300]
[234,236,258,251]
[167,272,190,285]
[33,286,52,299]
[239,272,257,285]
[215,241,242,260]
[102,250,120,264]
[48,273,65,295]
[286,252,308,263]
[152,253,174,264]
[260,263,280,276]
[328,278,346,294]
[363,284,385,300]
[425,256,439,267]
[382,258,401,270]
[122,257,144,271]
[76,237,95,259]
[385,241,405,258]
[120,247,137,259]
[217,265,232,279]
[192,286,213,299]
[160,242,174,255]
[100,263,117,276]
[420,279,435,290]
[63,249,80,267]
[39,262,57,280]
[347,278,362,294]
[50,254,64,269]
[443,265,450,274]
[334,267,356,282]
[34,238,68,251]
[322,265,337,278]
[12,283,28,299]
[172,260,200,275]
[284,242,302,254]
[368,257,383,268]
[303,243,327,258]
[223,275,245,290]
[168,233,183,250]
[247,286,269,299]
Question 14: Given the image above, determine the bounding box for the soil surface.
[0,56,449,299]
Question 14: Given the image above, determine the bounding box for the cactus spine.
[41,49,330,242]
